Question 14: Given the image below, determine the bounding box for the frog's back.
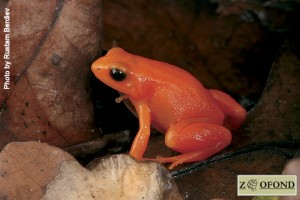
[137,59,225,132]
[107,48,225,132]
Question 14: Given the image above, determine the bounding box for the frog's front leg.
[129,101,151,160]
[154,119,232,169]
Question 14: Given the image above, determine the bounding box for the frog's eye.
[110,68,127,81]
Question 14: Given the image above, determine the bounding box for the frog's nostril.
[91,64,100,71]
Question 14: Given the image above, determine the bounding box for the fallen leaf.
[0,141,74,200]
[0,142,182,200]
[171,37,300,199]
[43,154,182,200]
[101,0,274,98]
[96,0,285,138]
[0,0,102,149]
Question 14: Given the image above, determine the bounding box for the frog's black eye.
[110,68,127,81]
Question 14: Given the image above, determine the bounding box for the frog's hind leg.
[150,121,232,169]
[209,89,246,130]
[151,151,217,169]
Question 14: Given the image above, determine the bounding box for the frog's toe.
[168,160,185,169]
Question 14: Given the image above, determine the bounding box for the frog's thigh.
[165,121,232,156]
[208,89,246,130]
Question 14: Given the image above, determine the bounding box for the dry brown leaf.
[171,38,300,199]
[0,0,102,149]
[0,141,75,199]
[101,0,271,97]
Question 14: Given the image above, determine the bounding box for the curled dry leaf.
[0,142,182,200]
[43,154,182,200]
[0,0,102,149]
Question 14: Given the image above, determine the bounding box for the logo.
[247,179,258,191]
[238,175,297,196]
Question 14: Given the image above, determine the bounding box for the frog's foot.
[115,94,129,103]
[143,156,179,169]
[152,156,186,169]
[144,151,209,169]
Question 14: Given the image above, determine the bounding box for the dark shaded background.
[93,0,300,199]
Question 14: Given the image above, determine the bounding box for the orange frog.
[91,47,246,169]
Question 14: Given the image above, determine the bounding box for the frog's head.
[91,47,147,98]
